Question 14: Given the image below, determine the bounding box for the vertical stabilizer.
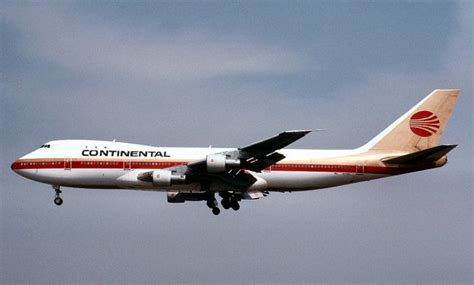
[361,89,460,152]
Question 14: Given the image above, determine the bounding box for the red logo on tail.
[410,111,440,137]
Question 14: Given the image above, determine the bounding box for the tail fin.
[361,89,460,152]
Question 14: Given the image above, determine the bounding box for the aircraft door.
[356,161,365,175]
[123,160,131,170]
[64,158,72,170]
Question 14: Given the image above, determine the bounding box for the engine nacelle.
[206,154,240,173]
[152,169,186,187]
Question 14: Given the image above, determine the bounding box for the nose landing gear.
[54,196,63,206]
[53,185,63,206]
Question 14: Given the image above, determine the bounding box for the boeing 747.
[11,89,460,215]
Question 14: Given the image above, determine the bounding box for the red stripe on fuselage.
[11,159,412,175]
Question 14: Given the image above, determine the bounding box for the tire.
[231,201,240,211]
[212,207,220,215]
[221,199,230,209]
[54,197,63,206]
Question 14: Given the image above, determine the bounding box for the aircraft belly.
[20,168,385,192]
[256,171,386,191]
[26,169,203,192]
[25,169,125,188]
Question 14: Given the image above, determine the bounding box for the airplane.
[11,89,460,215]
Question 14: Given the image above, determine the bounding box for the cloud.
[1,2,472,284]
[5,5,305,82]
[442,0,472,76]
[311,1,472,150]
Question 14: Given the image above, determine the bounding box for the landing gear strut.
[53,185,63,206]
[206,194,220,216]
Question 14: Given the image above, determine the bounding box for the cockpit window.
[40,144,51,148]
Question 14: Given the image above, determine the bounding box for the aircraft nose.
[11,158,41,181]
[11,160,21,173]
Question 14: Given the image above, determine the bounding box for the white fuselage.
[11,140,398,193]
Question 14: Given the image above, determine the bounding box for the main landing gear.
[204,191,241,216]
[206,195,220,216]
[220,193,240,211]
[53,185,63,206]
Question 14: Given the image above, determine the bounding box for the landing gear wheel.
[212,207,221,215]
[206,199,217,209]
[54,197,63,206]
[221,199,231,209]
[52,185,63,206]
[231,201,240,211]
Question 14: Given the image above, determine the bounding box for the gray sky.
[1,1,472,284]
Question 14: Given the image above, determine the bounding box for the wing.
[238,130,311,171]
[136,131,310,210]
[239,130,311,157]
[188,130,311,172]
[183,130,311,191]
[137,130,311,193]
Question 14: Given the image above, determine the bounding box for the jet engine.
[137,169,186,187]
[152,169,186,186]
[206,154,240,173]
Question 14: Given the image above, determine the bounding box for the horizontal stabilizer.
[383,144,457,164]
